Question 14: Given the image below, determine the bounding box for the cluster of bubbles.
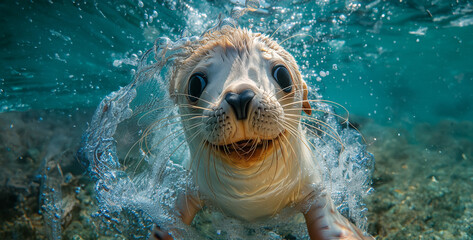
[31,0,387,239]
[75,4,375,240]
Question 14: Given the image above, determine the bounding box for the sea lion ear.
[302,82,312,115]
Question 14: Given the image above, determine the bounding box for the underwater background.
[1,0,472,239]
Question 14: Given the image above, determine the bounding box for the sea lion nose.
[225,89,255,120]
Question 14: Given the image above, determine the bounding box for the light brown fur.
[150,25,371,240]
[169,27,311,116]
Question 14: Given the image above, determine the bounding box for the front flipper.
[177,193,203,225]
[149,193,203,240]
[303,195,373,240]
[149,225,174,240]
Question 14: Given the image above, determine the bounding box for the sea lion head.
[169,26,311,168]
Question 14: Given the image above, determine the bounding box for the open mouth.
[218,138,267,155]
[207,131,287,167]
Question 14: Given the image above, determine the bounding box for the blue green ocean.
[1,0,472,239]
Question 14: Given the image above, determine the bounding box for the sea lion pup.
[152,25,372,240]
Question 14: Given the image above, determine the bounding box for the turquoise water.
[2,0,472,123]
[1,0,473,239]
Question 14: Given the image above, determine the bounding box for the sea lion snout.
[224,89,255,120]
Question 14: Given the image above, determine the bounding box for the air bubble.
[245,0,260,11]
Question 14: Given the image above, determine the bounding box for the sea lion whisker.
[182,115,210,121]
[243,139,259,156]
[279,123,321,200]
[287,113,347,149]
[141,113,205,143]
[268,138,279,187]
[251,137,268,175]
[282,116,344,156]
[123,134,149,168]
[190,139,206,190]
[210,144,242,199]
[149,122,203,153]
[248,137,272,174]
[243,138,261,157]
[279,100,319,109]
[269,83,305,100]
[279,122,329,191]
[123,113,196,165]
[171,92,215,106]
[284,107,348,124]
[224,139,250,159]
[277,129,297,162]
[148,115,205,134]
[136,104,192,125]
[185,129,217,199]
[201,115,237,194]
[139,120,203,165]
[187,130,208,175]
[250,116,278,175]
[284,113,344,149]
[211,145,224,194]
[282,99,350,119]
[270,24,283,39]
[176,103,213,111]
[285,117,338,149]
[297,118,343,147]
[167,127,204,160]
[205,143,218,199]
[221,139,232,159]
[279,33,316,46]
[140,119,181,158]
[266,135,283,187]
[214,123,237,178]
[272,134,296,215]
[141,116,204,157]
[139,114,184,149]
[230,142,245,158]
[220,133,234,163]
[279,121,320,163]
[284,110,343,134]
[255,138,278,195]
[131,124,204,177]
[275,133,290,173]
[273,85,302,99]
[284,110,340,128]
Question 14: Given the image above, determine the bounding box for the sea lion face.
[170,27,311,168]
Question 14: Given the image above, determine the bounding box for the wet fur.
[150,26,372,239]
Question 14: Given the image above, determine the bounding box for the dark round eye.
[272,65,292,93]
[188,72,207,102]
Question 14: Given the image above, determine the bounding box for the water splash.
[39,159,63,240]
[76,17,374,239]
[77,32,202,238]
[312,101,374,230]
